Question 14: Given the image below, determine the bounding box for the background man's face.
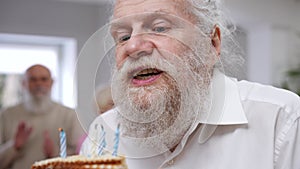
[23,66,53,100]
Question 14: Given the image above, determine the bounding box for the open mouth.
[132,68,163,86]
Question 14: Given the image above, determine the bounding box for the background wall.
[226,0,300,87]
[0,0,110,51]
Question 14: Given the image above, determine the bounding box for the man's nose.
[124,34,154,59]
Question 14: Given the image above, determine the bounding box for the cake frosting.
[31,155,128,169]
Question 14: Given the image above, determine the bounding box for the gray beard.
[111,52,211,153]
[23,92,53,114]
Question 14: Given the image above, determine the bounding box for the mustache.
[113,54,181,83]
[32,86,48,92]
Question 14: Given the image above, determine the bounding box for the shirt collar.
[196,69,248,143]
[197,69,248,125]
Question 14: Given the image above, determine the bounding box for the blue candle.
[112,124,120,156]
[98,125,106,156]
[59,128,67,158]
[91,124,98,157]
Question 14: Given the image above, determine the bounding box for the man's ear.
[211,26,221,56]
[50,78,54,87]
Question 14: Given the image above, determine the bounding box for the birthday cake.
[34,125,124,169]
[31,155,128,169]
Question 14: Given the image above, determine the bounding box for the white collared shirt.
[80,70,300,169]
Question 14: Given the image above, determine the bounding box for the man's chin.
[131,83,171,106]
[24,95,53,114]
[31,94,50,101]
[129,92,155,110]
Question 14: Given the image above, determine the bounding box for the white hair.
[185,0,245,77]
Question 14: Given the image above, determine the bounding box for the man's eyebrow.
[110,11,173,30]
[110,22,124,31]
[110,18,132,32]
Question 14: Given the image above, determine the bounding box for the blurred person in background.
[94,85,114,115]
[0,64,83,169]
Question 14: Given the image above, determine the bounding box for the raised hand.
[43,130,54,158]
[14,121,33,150]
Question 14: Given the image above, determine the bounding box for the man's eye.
[119,35,131,42]
[41,77,49,82]
[29,78,37,82]
[153,27,166,33]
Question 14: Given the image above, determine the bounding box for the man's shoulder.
[51,101,75,112]
[0,103,24,115]
[237,80,300,113]
[90,109,117,128]
[95,108,116,121]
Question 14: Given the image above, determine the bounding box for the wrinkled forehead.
[110,12,194,32]
[113,0,195,22]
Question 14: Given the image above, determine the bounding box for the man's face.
[109,0,216,150]
[23,66,53,100]
[112,0,199,69]
[110,0,213,105]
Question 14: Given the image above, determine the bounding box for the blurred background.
[0,0,299,127]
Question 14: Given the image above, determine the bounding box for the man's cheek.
[115,48,125,69]
[158,36,193,57]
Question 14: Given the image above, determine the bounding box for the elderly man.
[80,0,300,168]
[0,64,83,169]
